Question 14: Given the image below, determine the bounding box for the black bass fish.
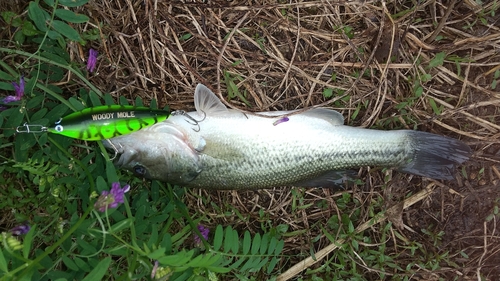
[105,84,471,189]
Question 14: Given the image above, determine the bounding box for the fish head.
[104,125,203,184]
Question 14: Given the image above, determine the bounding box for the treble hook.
[172,110,206,132]
[104,139,119,161]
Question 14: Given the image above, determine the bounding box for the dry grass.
[5,0,500,279]
[79,0,500,279]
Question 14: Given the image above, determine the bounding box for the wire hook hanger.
[16,123,47,134]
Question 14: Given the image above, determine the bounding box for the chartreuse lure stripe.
[46,105,170,140]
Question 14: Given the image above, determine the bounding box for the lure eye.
[133,164,147,177]
[55,125,64,132]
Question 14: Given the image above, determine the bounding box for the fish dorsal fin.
[194,84,228,115]
[301,108,344,125]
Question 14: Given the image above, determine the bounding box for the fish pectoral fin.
[301,108,344,126]
[194,84,228,116]
[292,170,357,189]
[194,137,206,152]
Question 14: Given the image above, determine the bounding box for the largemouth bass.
[105,84,471,189]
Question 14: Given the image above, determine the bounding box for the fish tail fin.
[397,131,471,180]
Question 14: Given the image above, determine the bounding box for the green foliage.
[491,69,500,90]
[0,182,234,280]
[212,225,284,275]
[485,200,499,222]
[386,50,467,129]
[0,1,268,280]
[12,158,58,192]
[252,35,267,54]
[446,54,473,77]
[224,70,251,107]
[156,250,229,273]
[421,225,445,247]
[310,191,458,279]
[322,86,348,101]
[334,25,354,39]
[26,1,88,46]
[426,52,446,70]
[428,97,443,115]
[322,88,333,98]
[0,17,283,274]
[179,33,193,41]
[463,0,498,29]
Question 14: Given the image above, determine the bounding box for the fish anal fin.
[292,170,356,189]
[194,84,228,115]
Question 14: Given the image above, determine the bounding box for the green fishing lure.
[46,105,170,140]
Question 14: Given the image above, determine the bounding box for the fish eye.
[133,164,147,177]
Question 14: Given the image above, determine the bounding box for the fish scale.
[185,126,411,189]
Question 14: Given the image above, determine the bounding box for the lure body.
[47,105,170,140]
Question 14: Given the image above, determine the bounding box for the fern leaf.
[250,233,261,255]
[211,225,285,276]
[274,239,284,255]
[213,225,223,251]
[158,250,194,267]
[206,265,232,273]
[220,256,234,267]
[240,257,260,272]
[259,234,269,255]
[230,228,239,254]
[267,237,277,255]
[148,247,166,260]
[242,231,251,255]
[223,226,233,253]
[255,257,269,272]
[229,256,246,269]
[267,257,279,274]
[184,253,206,268]
[199,254,221,267]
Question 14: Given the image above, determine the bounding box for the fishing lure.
[17,105,171,140]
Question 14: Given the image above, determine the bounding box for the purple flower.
[194,225,209,245]
[273,116,289,126]
[94,182,130,212]
[86,48,98,73]
[2,76,24,105]
[10,223,30,236]
[3,95,20,103]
